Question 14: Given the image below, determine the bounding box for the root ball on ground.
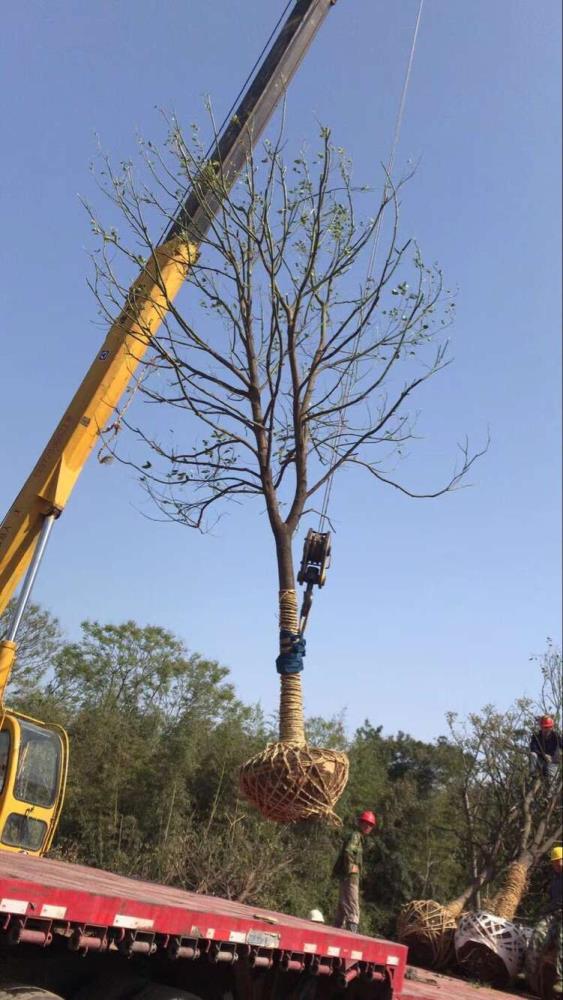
[396,900,458,970]
[454,910,529,984]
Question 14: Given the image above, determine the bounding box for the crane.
[0,0,338,855]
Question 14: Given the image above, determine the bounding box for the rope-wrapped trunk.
[488,861,529,920]
[279,589,305,743]
[279,674,305,743]
[239,588,348,823]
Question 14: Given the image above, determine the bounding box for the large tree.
[39,619,267,876]
[88,119,482,821]
[0,600,62,698]
[397,644,562,971]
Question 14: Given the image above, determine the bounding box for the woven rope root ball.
[396,899,459,969]
[239,738,349,824]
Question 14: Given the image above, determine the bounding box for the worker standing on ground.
[529,846,563,997]
[529,716,562,782]
[547,846,563,997]
[332,810,376,932]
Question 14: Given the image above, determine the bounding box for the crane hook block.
[297,529,331,589]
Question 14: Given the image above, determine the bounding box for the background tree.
[45,620,257,873]
[88,118,482,822]
[397,646,562,971]
[447,685,561,920]
[0,600,62,698]
[453,644,562,984]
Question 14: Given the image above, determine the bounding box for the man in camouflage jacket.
[332,810,376,932]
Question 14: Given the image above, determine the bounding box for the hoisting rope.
[293,1,425,642]
[205,0,294,156]
[317,0,425,535]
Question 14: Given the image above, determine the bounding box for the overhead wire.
[317,0,425,532]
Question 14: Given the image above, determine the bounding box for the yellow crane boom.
[0,239,192,622]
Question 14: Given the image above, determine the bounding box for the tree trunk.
[446,861,496,917]
[278,590,305,743]
[489,856,531,921]
[275,530,305,744]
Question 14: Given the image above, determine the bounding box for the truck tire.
[0,989,65,1000]
[72,979,203,1000]
[136,988,203,1000]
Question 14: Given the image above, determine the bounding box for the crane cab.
[0,712,68,856]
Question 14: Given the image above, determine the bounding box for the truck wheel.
[133,987,203,1000]
[72,979,203,1000]
[0,989,65,1000]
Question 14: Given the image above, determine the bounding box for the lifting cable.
[298,0,425,631]
[156,1,295,246]
[205,0,294,157]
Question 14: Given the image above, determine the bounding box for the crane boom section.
[0,239,194,619]
[0,0,336,619]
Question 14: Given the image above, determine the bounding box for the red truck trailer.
[0,855,525,1000]
[0,852,406,1000]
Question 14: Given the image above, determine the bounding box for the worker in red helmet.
[332,810,376,932]
[529,715,562,782]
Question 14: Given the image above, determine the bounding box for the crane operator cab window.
[0,713,68,856]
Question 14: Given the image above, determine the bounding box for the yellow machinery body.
[0,710,69,855]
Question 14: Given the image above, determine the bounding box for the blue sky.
[1,1,560,741]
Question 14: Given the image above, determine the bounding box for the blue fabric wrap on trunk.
[276,629,306,674]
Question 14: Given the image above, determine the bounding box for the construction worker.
[530,715,562,781]
[332,810,376,932]
[308,909,325,923]
[528,846,563,997]
[548,846,563,997]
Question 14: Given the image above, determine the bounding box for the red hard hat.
[540,716,554,729]
[359,810,377,826]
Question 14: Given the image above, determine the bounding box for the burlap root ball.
[396,899,459,969]
[239,740,349,824]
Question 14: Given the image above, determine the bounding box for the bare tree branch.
[88,114,485,592]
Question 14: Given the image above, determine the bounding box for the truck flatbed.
[0,853,407,993]
[401,968,531,1000]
